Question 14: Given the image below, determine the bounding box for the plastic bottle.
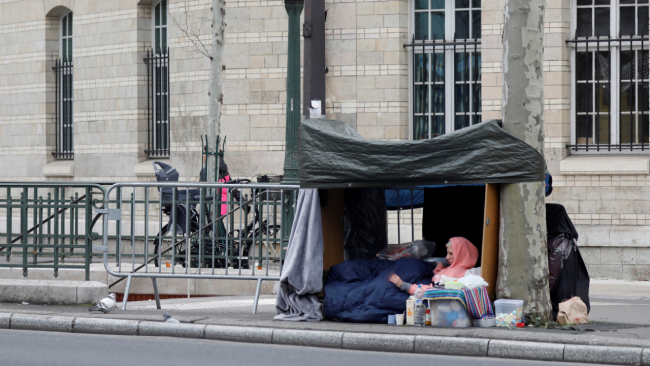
[414,284,424,301]
[414,300,426,327]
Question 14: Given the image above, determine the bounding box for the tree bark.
[498,0,553,319]
[207,0,225,182]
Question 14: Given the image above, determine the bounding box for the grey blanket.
[274,189,324,321]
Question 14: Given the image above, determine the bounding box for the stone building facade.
[1,0,649,279]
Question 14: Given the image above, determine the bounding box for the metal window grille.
[52,59,74,160]
[406,35,481,140]
[144,48,170,157]
[567,35,649,151]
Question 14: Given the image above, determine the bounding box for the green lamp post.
[283,0,303,184]
[281,0,303,257]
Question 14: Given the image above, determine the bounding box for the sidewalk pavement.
[0,279,649,365]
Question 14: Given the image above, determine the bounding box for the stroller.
[151,161,252,269]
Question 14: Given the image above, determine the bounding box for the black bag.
[546,204,590,319]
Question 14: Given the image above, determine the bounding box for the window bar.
[411,35,415,140]
[146,50,151,154]
[166,47,170,156]
[443,32,446,136]
[596,36,600,151]
[585,37,590,152]
[474,38,478,125]
[62,61,67,157]
[68,63,74,158]
[627,35,636,151]
[423,38,427,138]
[461,35,472,128]
[637,37,648,151]
[453,33,457,130]
[432,34,436,137]
[608,36,612,151]
[433,34,438,137]
[619,35,623,151]
[54,59,59,158]
[156,53,161,155]
[422,34,436,138]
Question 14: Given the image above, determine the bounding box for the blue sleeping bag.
[323,258,435,323]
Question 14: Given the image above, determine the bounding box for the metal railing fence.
[98,181,298,312]
[0,183,107,279]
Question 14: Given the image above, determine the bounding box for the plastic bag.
[457,274,489,289]
[548,233,574,289]
[376,239,436,260]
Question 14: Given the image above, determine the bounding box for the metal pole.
[282,0,304,267]
[302,0,326,119]
[283,0,304,183]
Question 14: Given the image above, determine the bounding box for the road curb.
[273,329,343,348]
[488,340,564,362]
[414,336,488,357]
[74,318,139,336]
[564,345,643,365]
[1,312,648,365]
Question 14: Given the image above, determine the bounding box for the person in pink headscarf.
[389,237,478,295]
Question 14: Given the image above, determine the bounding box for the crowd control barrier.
[97,181,298,312]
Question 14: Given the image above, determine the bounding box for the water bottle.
[414,284,424,301]
[414,300,426,327]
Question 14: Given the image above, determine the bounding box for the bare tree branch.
[170,3,213,60]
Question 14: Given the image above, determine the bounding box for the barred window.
[409,0,481,140]
[570,0,649,152]
[53,11,74,159]
[145,0,170,157]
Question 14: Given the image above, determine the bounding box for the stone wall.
[1,0,650,280]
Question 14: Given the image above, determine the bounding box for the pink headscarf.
[406,237,479,295]
[432,237,478,282]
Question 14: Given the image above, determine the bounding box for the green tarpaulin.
[298,119,545,188]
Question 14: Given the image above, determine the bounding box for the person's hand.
[389,274,403,288]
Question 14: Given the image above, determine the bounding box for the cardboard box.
[406,297,415,325]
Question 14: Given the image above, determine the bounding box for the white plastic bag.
[457,274,489,289]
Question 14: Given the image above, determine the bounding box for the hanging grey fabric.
[275,189,324,321]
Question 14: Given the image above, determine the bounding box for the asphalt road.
[0,329,604,366]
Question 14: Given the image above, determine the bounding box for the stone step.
[0,264,278,297]
[0,279,106,305]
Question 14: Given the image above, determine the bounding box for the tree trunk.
[498,0,553,320]
[207,0,225,182]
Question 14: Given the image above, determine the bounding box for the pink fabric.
[219,175,231,216]
[407,237,479,295]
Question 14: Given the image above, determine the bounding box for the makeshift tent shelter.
[295,119,546,299]
[299,119,545,188]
